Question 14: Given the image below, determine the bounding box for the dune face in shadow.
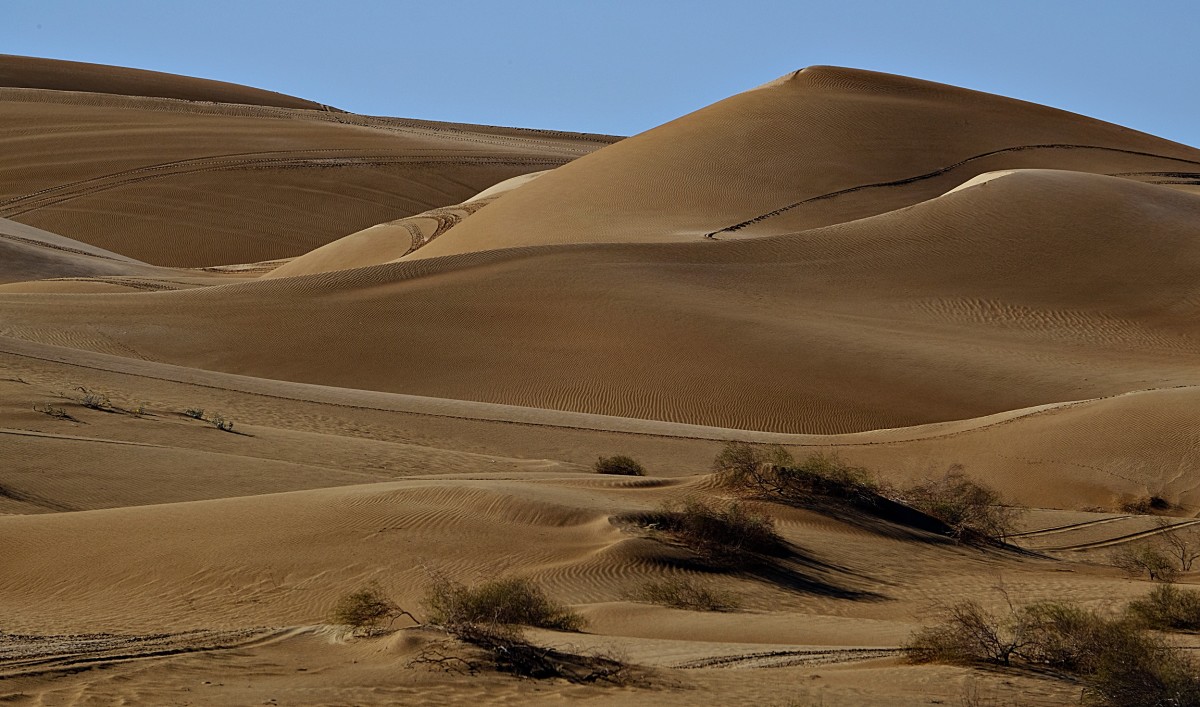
[3,58,1200,706]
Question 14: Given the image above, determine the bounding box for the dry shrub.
[1120,496,1172,514]
[1111,544,1179,582]
[715,443,878,505]
[330,583,416,631]
[901,470,1020,543]
[1127,584,1200,632]
[634,577,739,611]
[594,455,646,476]
[906,598,1200,706]
[412,621,632,684]
[75,386,111,410]
[424,575,584,632]
[651,497,785,564]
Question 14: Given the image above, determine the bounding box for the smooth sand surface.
[3,58,1200,705]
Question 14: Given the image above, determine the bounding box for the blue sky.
[5,1,1198,146]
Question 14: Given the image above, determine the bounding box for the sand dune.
[0,215,176,284]
[0,54,332,109]
[4,170,1197,435]
[4,58,1200,705]
[405,66,1200,260]
[266,171,549,278]
[0,59,616,267]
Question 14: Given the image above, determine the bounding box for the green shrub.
[424,575,584,632]
[634,577,739,611]
[1127,584,1200,632]
[183,407,205,419]
[593,455,645,476]
[902,470,1020,542]
[652,497,785,564]
[210,414,234,432]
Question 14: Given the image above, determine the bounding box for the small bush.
[712,441,793,483]
[905,600,1028,666]
[593,455,645,476]
[1121,496,1172,514]
[652,498,785,564]
[715,443,879,503]
[183,407,205,419]
[75,386,111,410]
[1155,519,1200,572]
[634,577,739,611]
[902,470,1020,542]
[1127,584,1200,632]
[33,403,73,420]
[1111,544,1179,582]
[330,584,415,631]
[906,598,1200,706]
[210,414,234,432]
[424,575,584,632]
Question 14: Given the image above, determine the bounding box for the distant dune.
[3,58,1199,706]
[0,54,333,109]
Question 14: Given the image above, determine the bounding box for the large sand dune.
[407,66,1200,260]
[3,59,1199,705]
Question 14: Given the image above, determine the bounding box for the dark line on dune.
[0,231,127,262]
[704,144,1200,237]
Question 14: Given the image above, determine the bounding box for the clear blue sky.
[5,0,1199,146]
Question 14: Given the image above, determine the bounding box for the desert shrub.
[412,621,631,684]
[1086,624,1200,707]
[210,414,234,432]
[715,444,878,504]
[424,575,584,632]
[712,441,793,483]
[905,600,1030,666]
[651,497,785,564]
[183,407,205,419]
[1155,519,1200,572]
[906,598,1200,706]
[330,583,415,631]
[33,403,72,420]
[1121,496,1172,514]
[634,577,739,611]
[902,470,1020,542]
[75,386,111,410]
[1127,584,1200,632]
[1111,544,1179,582]
[593,455,645,476]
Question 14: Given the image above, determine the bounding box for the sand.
[2,57,1199,705]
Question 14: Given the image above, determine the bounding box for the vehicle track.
[674,647,900,669]
[1039,518,1200,552]
[0,627,304,679]
[0,152,569,218]
[1008,515,1134,538]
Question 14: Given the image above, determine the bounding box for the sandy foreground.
[1,56,1199,705]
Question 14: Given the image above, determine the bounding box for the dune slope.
[408,66,1200,260]
[0,57,617,267]
[3,171,1198,433]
